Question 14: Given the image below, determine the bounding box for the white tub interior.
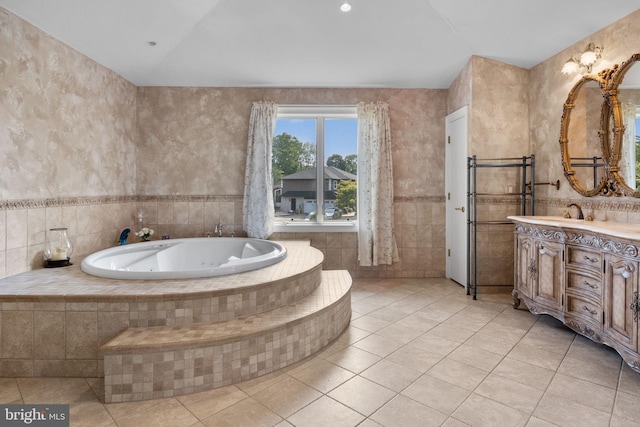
[81,237,287,280]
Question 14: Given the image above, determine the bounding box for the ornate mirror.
[560,75,609,196]
[608,53,640,196]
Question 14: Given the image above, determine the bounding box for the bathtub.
[80,237,287,280]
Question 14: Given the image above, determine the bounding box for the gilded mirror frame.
[607,53,640,197]
[559,74,610,197]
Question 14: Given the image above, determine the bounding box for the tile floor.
[2,278,640,427]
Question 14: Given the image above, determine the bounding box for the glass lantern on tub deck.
[44,227,74,267]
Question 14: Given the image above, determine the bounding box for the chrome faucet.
[567,203,584,220]
[214,222,223,237]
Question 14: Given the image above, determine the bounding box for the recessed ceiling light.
[340,2,352,12]
[146,41,157,47]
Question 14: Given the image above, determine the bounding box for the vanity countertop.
[508,215,640,241]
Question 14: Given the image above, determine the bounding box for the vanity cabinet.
[510,216,640,372]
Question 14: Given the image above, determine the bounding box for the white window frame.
[273,105,358,233]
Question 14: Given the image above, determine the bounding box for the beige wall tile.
[2,360,33,377]
[188,201,204,225]
[6,210,27,250]
[33,311,65,359]
[2,311,33,358]
[5,247,27,277]
[174,202,189,225]
[65,312,97,359]
[157,201,174,225]
[34,360,66,377]
[27,208,46,247]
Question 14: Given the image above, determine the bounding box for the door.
[604,254,638,351]
[532,239,564,311]
[445,106,468,289]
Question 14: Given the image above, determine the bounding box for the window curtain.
[620,102,636,188]
[357,101,399,266]
[243,101,277,239]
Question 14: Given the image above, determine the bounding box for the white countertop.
[508,216,640,241]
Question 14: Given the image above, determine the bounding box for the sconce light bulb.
[340,2,352,12]
[562,59,579,75]
[580,51,597,67]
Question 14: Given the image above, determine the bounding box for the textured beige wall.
[530,8,640,218]
[136,87,449,278]
[0,9,138,199]
[448,59,472,115]
[0,9,139,276]
[463,57,531,290]
[137,88,447,198]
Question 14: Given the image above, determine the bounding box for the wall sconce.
[561,43,604,74]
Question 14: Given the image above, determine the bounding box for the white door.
[445,106,468,290]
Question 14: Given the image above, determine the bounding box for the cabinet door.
[515,234,534,299]
[532,240,564,311]
[603,255,638,351]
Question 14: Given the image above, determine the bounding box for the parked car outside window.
[324,208,342,220]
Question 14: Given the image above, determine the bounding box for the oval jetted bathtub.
[81,237,287,280]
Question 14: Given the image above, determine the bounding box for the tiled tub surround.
[0,240,325,378]
[0,195,447,281]
[103,270,352,402]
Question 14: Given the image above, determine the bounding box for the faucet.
[118,228,131,245]
[215,222,223,237]
[567,203,584,220]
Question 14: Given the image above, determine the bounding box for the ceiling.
[1,0,638,88]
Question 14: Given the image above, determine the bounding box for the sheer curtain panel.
[243,101,277,239]
[357,102,399,266]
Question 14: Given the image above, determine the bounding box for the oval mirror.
[609,53,640,196]
[560,75,609,196]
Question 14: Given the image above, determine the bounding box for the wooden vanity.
[509,215,640,372]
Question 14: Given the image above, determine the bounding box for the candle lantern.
[44,227,74,267]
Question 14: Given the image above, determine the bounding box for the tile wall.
[0,195,446,281]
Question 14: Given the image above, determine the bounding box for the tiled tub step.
[102,270,352,402]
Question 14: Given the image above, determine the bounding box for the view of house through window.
[272,106,357,224]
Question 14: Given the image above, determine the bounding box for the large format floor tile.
[3,277,640,426]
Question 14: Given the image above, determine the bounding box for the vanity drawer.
[566,270,602,297]
[566,245,602,272]
[566,293,602,323]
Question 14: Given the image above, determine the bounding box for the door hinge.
[447,192,450,200]
[448,249,451,257]
[448,136,451,144]
[602,311,605,325]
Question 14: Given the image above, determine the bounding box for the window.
[272,105,358,231]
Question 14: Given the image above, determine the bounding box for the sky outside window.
[274,119,357,161]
